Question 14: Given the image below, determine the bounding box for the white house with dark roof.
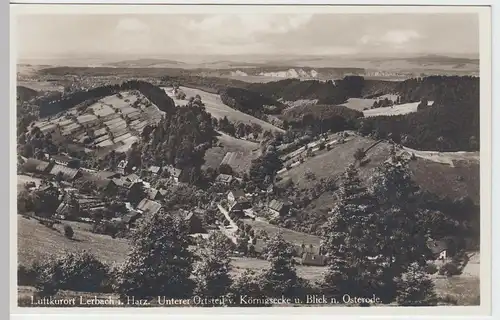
[116,160,128,174]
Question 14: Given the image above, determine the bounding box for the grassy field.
[163,86,284,133]
[17,214,327,282]
[17,80,64,93]
[230,256,326,283]
[341,95,435,118]
[278,135,480,203]
[244,218,321,247]
[17,215,130,267]
[363,101,429,117]
[409,158,480,204]
[341,94,399,111]
[204,132,261,171]
[278,135,392,189]
[433,276,480,305]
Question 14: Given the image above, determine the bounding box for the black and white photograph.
[11,4,492,313]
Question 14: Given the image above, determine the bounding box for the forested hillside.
[282,104,363,135]
[359,76,480,151]
[38,80,176,117]
[219,87,286,117]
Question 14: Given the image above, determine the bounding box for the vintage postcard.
[10,3,492,317]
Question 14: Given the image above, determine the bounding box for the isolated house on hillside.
[267,199,291,217]
[427,239,449,261]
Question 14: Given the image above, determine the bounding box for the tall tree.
[320,164,382,300]
[368,156,436,301]
[192,232,233,302]
[395,262,438,306]
[259,233,306,298]
[369,156,431,271]
[115,208,194,301]
[249,146,282,186]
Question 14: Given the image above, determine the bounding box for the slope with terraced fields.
[31,91,163,154]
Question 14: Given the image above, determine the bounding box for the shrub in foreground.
[33,251,111,296]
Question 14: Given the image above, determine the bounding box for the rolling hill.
[278,133,480,204]
[17,86,39,102]
[163,86,284,133]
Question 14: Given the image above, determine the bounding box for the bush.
[438,262,461,277]
[353,148,366,161]
[425,263,438,275]
[34,252,111,295]
[395,263,438,306]
[18,264,39,286]
[64,225,74,239]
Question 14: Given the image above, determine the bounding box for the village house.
[78,172,118,196]
[123,173,140,183]
[37,181,58,193]
[148,166,162,176]
[49,164,82,182]
[215,173,234,185]
[119,209,142,229]
[427,238,450,262]
[116,160,128,175]
[92,170,121,180]
[300,252,327,266]
[51,155,80,168]
[112,177,132,190]
[147,188,166,201]
[162,165,182,183]
[267,199,291,217]
[227,189,251,212]
[136,198,162,215]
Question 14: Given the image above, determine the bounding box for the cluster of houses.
[21,156,183,198]
[18,155,209,232]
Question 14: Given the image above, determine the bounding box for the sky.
[16,13,479,60]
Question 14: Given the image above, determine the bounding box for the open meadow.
[163,86,284,133]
